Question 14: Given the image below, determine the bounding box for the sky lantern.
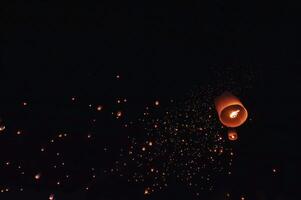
[0,119,5,132]
[0,124,5,132]
[215,92,248,141]
[49,194,55,200]
[34,173,41,180]
[227,129,238,141]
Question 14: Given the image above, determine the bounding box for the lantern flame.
[229,110,240,119]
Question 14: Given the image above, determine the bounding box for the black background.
[1,1,301,199]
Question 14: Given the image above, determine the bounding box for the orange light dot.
[35,173,41,180]
[155,101,160,106]
[116,111,122,118]
[0,125,6,132]
[97,105,103,111]
[49,194,55,200]
[144,189,149,195]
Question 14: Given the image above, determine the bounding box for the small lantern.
[228,129,238,141]
[0,125,5,132]
[0,119,5,132]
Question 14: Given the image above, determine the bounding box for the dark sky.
[1,1,301,200]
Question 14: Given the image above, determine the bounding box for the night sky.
[1,1,301,200]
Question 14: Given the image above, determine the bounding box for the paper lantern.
[214,92,248,128]
[0,125,5,132]
[0,119,5,132]
[228,129,238,141]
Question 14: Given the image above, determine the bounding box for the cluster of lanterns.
[214,92,248,141]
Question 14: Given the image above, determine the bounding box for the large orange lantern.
[215,92,248,140]
[215,92,248,128]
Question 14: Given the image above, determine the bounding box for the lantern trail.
[214,92,248,140]
[112,88,234,196]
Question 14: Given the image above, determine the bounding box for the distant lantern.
[0,119,5,132]
[116,111,122,118]
[97,105,103,111]
[34,173,41,180]
[215,92,248,140]
[0,125,5,132]
[144,188,150,195]
[228,129,238,141]
[49,194,55,200]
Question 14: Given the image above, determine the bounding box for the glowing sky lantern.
[0,119,5,132]
[34,173,41,180]
[215,92,248,141]
[0,125,5,132]
[49,194,55,200]
[227,129,238,141]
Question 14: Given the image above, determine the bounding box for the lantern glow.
[229,109,240,119]
[0,125,5,132]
